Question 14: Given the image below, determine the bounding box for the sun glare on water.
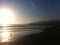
[0,27,14,42]
[0,7,14,26]
[0,29,10,42]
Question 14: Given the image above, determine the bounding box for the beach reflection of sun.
[1,31,10,42]
[0,27,10,42]
[0,27,14,42]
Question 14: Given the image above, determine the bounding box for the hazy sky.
[0,0,60,24]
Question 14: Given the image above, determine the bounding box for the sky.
[0,0,60,24]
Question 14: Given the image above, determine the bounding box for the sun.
[0,7,14,26]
